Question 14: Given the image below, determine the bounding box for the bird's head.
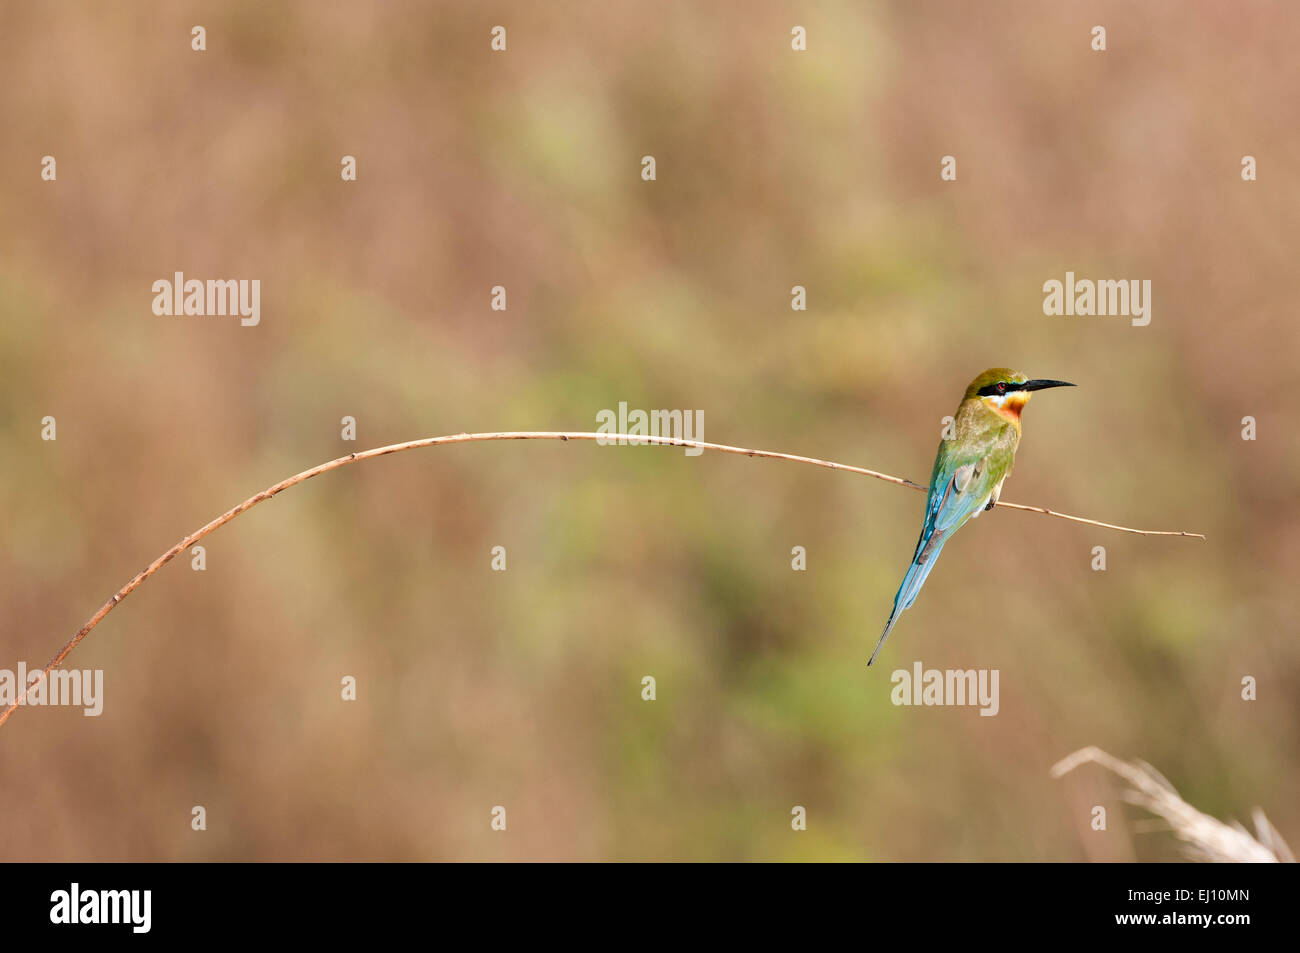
[964,367,1074,419]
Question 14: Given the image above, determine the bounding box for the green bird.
[868,368,1075,666]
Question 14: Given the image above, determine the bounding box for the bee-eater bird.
[868,368,1075,666]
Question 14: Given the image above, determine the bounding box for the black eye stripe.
[976,381,1021,397]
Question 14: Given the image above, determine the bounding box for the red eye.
[996,382,1006,394]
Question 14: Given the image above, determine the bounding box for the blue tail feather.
[868,532,950,666]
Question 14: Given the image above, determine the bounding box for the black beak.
[1020,379,1075,392]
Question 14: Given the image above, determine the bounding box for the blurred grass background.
[0,0,1297,860]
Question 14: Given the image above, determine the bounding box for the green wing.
[926,426,1015,535]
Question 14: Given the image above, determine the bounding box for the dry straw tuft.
[1052,746,1294,863]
